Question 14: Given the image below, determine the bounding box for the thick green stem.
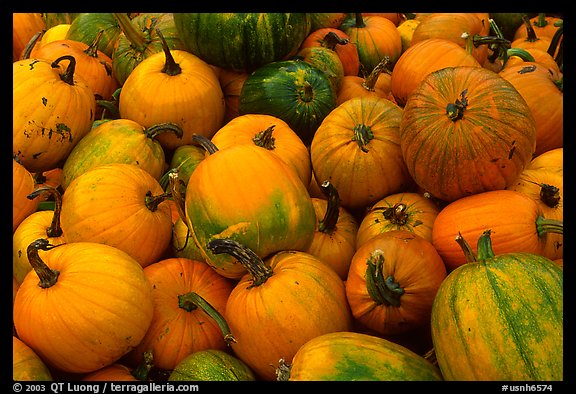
[361,56,390,91]
[252,126,276,150]
[144,122,183,140]
[131,350,153,381]
[364,250,404,307]
[536,216,563,236]
[156,28,181,76]
[27,239,61,289]
[475,230,495,260]
[206,238,273,288]
[27,186,64,237]
[318,180,340,234]
[178,292,236,345]
[51,55,76,86]
[354,12,366,28]
[114,12,148,52]
[352,124,374,153]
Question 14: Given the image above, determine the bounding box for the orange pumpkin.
[512,14,557,55]
[303,181,359,280]
[499,63,563,156]
[210,114,312,187]
[356,192,440,249]
[218,68,249,124]
[82,363,140,381]
[299,28,360,77]
[13,159,40,232]
[503,47,561,75]
[336,57,395,105]
[346,230,447,336]
[513,13,562,42]
[13,239,154,373]
[13,13,46,61]
[528,147,563,173]
[208,239,353,380]
[60,163,173,267]
[129,257,235,370]
[431,190,563,271]
[310,96,414,211]
[13,336,53,381]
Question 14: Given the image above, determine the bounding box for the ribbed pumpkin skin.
[13,57,96,173]
[61,119,166,190]
[174,13,310,72]
[399,66,536,202]
[13,336,53,381]
[169,350,256,381]
[288,331,442,381]
[13,160,39,232]
[431,251,563,380]
[528,147,563,173]
[185,145,316,279]
[65,13,121,58]
[13,242,154,373]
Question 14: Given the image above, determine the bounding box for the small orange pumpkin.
[336,57,395,105]
[299,28,360,77]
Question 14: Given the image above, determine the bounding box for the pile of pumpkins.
[13,12,563,382]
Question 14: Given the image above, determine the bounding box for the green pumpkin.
[42,13,80,28]
[239,59,337,146]
[169,144,209,187]
[431,230,563,381]
[65,13,122,58]
[169,350,255,381]
[174,13,311,72]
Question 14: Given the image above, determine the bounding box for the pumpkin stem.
[535,13,548,28]
[26,239,61,289]
[321,31,349,51]
[27,186,64,238]
[206,238,273,288]
[381,202,410,226]
[503,47,536,67]
[192,134,219,155]
[362,56,390,92]
[276,358,292,381]
[536,216,563,237]
[167,169,188,226]
[113,12,148,52]
[22,29,45,60]
[521,14,539,42]
[318,180,340,234]
[51,55,77,86]
[144,190,170,212]
[547,21,563,63]
[298,81,314,103]
[446,89,468,121]
[131,350,154,381]
[178,292,236,346]
[156,28,182,76]
[354,12,366,28]
[364,250,404,307]
[252,125,276,150]
[84,29,104,58]
[144,122,183,140]
[352,124,374,153]
[539,184,561,208]
[455,231,478,263]
[475,230,495,260]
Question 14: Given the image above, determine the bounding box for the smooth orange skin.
[13,160,39,232]
[13,13,46,61]
[13,336,53,381]
[82,364,138,381]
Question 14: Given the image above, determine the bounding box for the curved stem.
[178,292,236,345]
[206,238,273,287]
[156,27,181,76]
[113,12,147,52]
[318,180,340,234]
[364,250,404,307]
[131,350,153,381]
[321,31,349,51]
[361,56,389,91]
[144,122,183,140]
[521,14,539,42]
[168,170,188,225]
[475,229,495,260]
[27,239,61,289]
[22,29,45,60]
[51,55,76,86]
[192,134,219,154]
[536,216,563,236]
[84,29,104,58]
[27,186,64,237]
[144,190,170,212]
[252,126,276,150]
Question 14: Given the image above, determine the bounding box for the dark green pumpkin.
[239,59,337,146]
[431,230,563,381]
[173,13,311,72]
[65,13,122,58]
[168,350,256,381]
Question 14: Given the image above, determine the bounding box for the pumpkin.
[399,66,536,202]
[42,13,79,28]
[31,31,119,102]
[513,13,562,42]
[129,257,235,370]
[310,96,414,210]
[13,186,67,284]
[60,163,173,267]
[303,181,359,280]
[33,168,63,200]
[512,14,557,56]
[346,231,447,336]
[207,238,353,380]
[340,13,402,74]
[295,45,344,92]
[397,18,421,53]
[528,147,563,173]
[210,114,312,186]
[82,364,139,381]
[431,190,563,271]
[174,13,311,72]
[308,13,347,31]
[13,239,154,373]
[490,13,533,41]
[24,24,71,59]
[61,119,177,190]
[217,68,249,124]
[502,47,561,75]
[390,38,481,107]
[112,13,184,85]
[431,230,563,380]
[65,13,122,58]
[13,159,40,232]
[499,63,563,156]
[13,55,96,173]
[280,331,442,381]
[299,28,360,77]
[169,350,256,381]
[168,142,211,188]
[336,57,395,105]
[507,168,563,260]
[185,143,316,279]
[13,336,53,381]
[238,59,337,146]
[13,13,46,61]
[356,192,440,248]
[119,30,225,152]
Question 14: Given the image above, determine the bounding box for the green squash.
[65,13,122,58]
[239,59,337,146]
[173,13,311,72]
[169,350,256,381]
[431,230,563,381]
[169,144,209,187]
[282,331,442,381]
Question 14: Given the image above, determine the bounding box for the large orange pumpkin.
[399,66,536,202]
[13,239,154,373]
[13,13,46,61]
